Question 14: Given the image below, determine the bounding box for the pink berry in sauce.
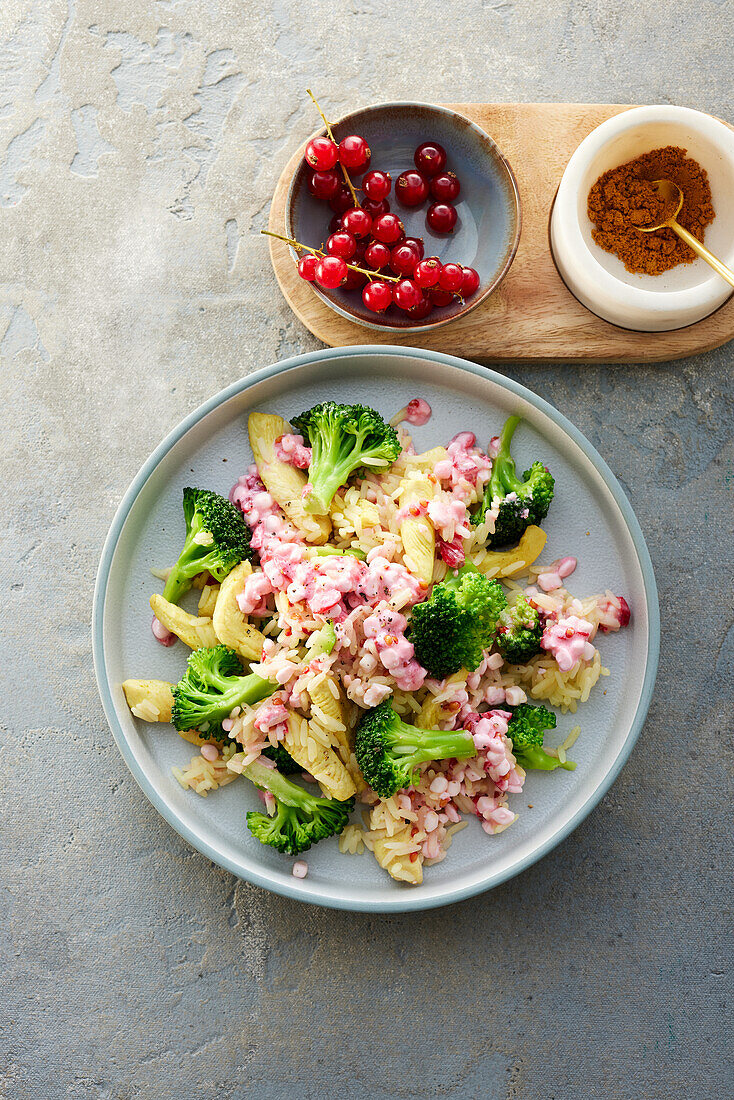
[405,398,432,425]
[414,141,447,177]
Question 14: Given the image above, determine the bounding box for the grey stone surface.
[1,1,732,1097]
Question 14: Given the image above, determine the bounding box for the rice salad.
[123,398,630,887]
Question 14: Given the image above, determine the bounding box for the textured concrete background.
[1,1,732,1098]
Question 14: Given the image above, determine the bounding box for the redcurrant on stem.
[261,230,399,282]
[306,89,361,209]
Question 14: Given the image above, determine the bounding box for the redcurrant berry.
[305,136,338,171]
[338,134,371,171]
[396,169,429,207]
[430,171,461,202]
[428,285,454,306]
[364,240,391,270]
[297,254,320,281]
[408,296,434,320]
[326,230,357,261]
[390,242,421,277]
[362,169,391,200]
[403,236,425,259]
[413,257,442,288]
[372,213,405,244]
[460,266,480,297]
[361,197,390,220]
[393,279,423,310]
[414,141,447,177]
[426,202,457,233]
[328,213,343,234]
[363,281,393,312]
[315,255,347,289]
[329,186,355,215]
[343,265,368,290]
[438,262,464,292]
[308,169,341,201]
[341,207,372,239]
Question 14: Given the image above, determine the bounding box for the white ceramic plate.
[93,347,659,912]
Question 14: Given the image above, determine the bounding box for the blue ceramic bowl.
[286,102,521,331]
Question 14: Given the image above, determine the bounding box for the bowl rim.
[284,100,522,332]
[554,104,734,309]
[92,344,660,913]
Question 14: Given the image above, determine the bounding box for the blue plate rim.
[92,345,660,913]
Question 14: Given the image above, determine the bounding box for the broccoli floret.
[355,700,476,798]
[508,703,575,772]
[291,402,401,515]
[496,595,544,664]
[409,564,507,678]
[162,487,253,605]
[262,744,301,774]
[244,758,354,855]
[171,645,275,740]
[473,416,555,548]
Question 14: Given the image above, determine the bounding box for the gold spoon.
[635,179,734,288]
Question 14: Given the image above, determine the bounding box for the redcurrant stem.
[305,88,361,209]
[261,230,400,282]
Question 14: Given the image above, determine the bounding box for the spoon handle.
[668,222,734,288]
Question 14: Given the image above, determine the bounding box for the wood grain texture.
[268,102,734,362]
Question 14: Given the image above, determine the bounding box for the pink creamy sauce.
[274,433,312,469]
[363,605,426,691]
[537,555,577,593]
[434,432,492,496]
[151,615,176,647]
[597,594,631,632]
[541,614,596,672]
[230,470,426,653]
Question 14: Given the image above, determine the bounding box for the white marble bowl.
[550,105,734,331]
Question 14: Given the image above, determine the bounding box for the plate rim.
[92,345,660,912]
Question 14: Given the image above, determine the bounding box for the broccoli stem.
[393,722,476,765]
[162,515,220,604]
[489,415,523,497]
[517,745,576,772]
[244,758,320,809]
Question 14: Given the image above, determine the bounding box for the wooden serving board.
[268,102,734,362]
